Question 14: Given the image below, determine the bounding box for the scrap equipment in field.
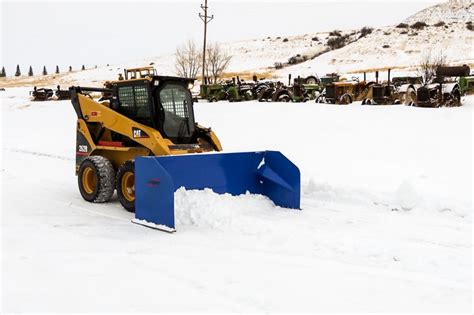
[257,75,321,103]
[413,65,469,107]
[30,86,53,101]
[361,70,412,105]
[316,77,374,104]
[123,66,157,80]
[459,75,474,95]
[55,85,71,100]
[69,73,301,232]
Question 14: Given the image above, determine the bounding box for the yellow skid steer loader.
[70,74,300,232]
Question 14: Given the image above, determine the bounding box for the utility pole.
[199,0,213,84]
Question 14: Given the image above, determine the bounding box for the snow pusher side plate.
[133,151,300,232]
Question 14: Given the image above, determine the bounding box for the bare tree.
[417,51,447,84]
[175,39,201,78]
[205,43,232,84]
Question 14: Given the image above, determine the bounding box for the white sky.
[1,0,444,75]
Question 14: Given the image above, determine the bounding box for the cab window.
[117,85,150,119]
[159,83,194,140]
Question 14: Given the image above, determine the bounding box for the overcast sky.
[1,0,444,75]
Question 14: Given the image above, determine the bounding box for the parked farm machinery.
[30,86,54,101]
[316,78,374,104]
[361,70,422,105]
[459,74,474,95]
[256,75,322,102]
[412,66,469,108]
[199,75,322,103]
[55,85,72,100]
[404,65,469,108]
[200,77,260,102]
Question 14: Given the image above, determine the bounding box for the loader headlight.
[187,82,194,90]
[154,80,160,86]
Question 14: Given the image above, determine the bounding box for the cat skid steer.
[70,75,300,232]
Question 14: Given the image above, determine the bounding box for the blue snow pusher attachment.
[132,151,301,232]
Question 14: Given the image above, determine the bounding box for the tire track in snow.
[4,148,74,161]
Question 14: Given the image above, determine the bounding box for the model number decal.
[78,145,88,152]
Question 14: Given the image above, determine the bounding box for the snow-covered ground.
[1,88,472,312]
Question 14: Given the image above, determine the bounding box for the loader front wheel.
[117,160,135,212]
[78,156,115,203]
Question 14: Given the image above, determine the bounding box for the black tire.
[405,87,416,105]
[339,94,352,104]
[243,90,254,101]
[116,160,135,212]
[78,156,115,203]
[451,89,461,107]
[278,94,291,102]
[257,88,270,102]
[255,83,268,96]
[315,94,325,103]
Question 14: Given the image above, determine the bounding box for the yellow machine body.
[71,76,222,174]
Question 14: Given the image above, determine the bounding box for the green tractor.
[459,75,474,95]
[268,75,322,102]
[199,83,229,102]
[319,73,340,88]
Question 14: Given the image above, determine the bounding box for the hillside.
[277,0,474,78]
[0,0,472,88]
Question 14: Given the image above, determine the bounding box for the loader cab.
[113,76,196,143]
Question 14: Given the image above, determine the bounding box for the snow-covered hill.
[0,0,472,87]
[277,0,474,78]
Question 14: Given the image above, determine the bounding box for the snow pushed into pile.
[174,188,292,233]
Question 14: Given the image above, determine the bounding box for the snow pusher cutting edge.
[133,151,301,232]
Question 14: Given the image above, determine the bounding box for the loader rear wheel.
[116,160,135,212]
[78,156,115,203]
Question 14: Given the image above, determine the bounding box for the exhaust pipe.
[388,69,391,87]
[375,71,379,84]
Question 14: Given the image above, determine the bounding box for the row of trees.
[175,40,231,83]
[0,65,88,77]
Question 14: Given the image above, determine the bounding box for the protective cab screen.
[159,83,195,141]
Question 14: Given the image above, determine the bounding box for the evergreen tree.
[81,65,85,70]
[69,66,72,72]
[15,65,21,77]
[42,66,47,75]
[0,67,6,77]
[55,65,60,74]
[28,66,33,76]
